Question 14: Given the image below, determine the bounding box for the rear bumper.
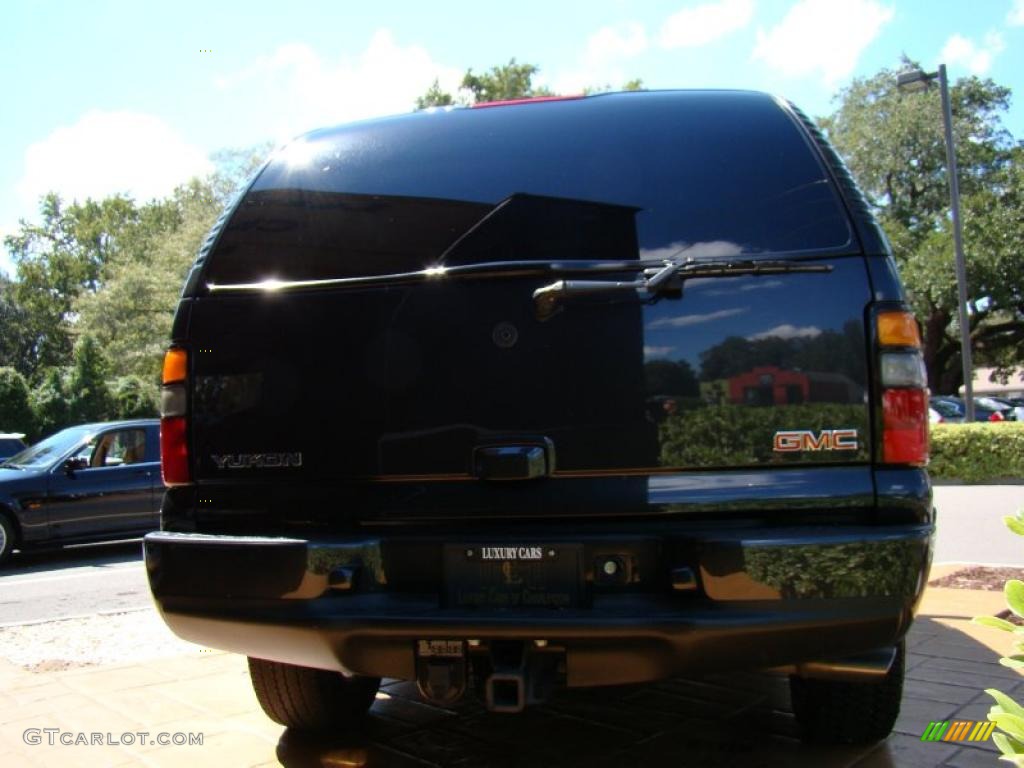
[145,523,932,686]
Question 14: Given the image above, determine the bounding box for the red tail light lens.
[160,416,190,485]
[160,348,190,485]
[989,411,1005,422]
[876,310,928,466]
[883,389,929,465]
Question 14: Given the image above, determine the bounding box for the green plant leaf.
[976,616,1018,632]
[1007,581,1024,618]
[988,690,1024,719]
[993,712,1024,742]
[993,732,1016,756]
[1001,657,1024,669]
[994,729,1024,756]
[1006,515,1024,538]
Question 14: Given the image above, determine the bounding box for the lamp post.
[897,64,975,421]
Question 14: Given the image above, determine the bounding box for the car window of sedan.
[71,429,148,469]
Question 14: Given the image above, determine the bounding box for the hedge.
[929,423,1024,483]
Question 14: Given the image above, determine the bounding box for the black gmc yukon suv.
[146,90,933,744]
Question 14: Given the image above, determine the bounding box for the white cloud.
[16,111,212,210]
[648,307,746,329]
[748,323,822,340]
[659,0,755,49]
[940,32,1005,75]
[752,0,894,86]
[639,240,744,262]
[588,22,648,60]
[644,345,677,359]
[548,22,647,95]
[214,30,463,142]
[1009,0,1024,25]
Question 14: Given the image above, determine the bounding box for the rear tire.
[0,514,15,566]
[247,657,380,732]
[789,642,904,745]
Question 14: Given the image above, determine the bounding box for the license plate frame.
[443,543,583,609]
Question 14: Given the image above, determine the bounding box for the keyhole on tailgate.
[492,321,519,349]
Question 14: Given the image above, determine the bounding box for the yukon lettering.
[211,453,303,469]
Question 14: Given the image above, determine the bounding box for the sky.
[3,0,1024,277]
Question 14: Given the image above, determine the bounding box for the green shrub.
[930,423,1024,483]
[0,367,34,436]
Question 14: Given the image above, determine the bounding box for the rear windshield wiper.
[206,259,658,294]
[532,259,832,320]
[207,256,832,322]
[207,257,830,296]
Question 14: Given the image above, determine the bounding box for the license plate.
[444,544,582,608]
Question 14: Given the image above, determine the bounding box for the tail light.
[160,347,190,485]
[876,310,928,465]
[989,411,1005,422]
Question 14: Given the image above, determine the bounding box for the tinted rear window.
[203,91,853,285]
[0,439,24,455]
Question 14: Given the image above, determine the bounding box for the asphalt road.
[0,485,1019,627]
[0,540,149,626]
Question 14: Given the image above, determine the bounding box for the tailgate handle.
[472,441,555,481]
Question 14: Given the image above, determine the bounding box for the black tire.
[247,657,380,732]
[0,513,15,566]
[789,642,904,745]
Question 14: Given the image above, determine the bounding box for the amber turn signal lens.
[877,312,921,348]
[162,348,188,384]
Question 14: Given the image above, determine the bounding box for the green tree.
[583,78,645,95]
[461,58,551,103]
[66,335,113,423]
[74,178,224,382]
[3,145,269,382]
[644,359,699,397]
[30,368,71,439]
[3,192,175,377]
[821,58,1022,393]
[416,78,455,109]
[415,59,553,108]
[0,367,34,435]
[0,276,35,377]
[112,375,158,419]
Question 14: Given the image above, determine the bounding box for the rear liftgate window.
[201,92,853,285]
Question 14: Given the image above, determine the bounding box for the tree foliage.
[583,78,644,95]
[415,61,643,108]
[66,335,113,424]
[2,145,269,389]
[414,58,553,107]
[74,178,224,382]
[461,58,552,103]
[30,368,71,440]
[0,367,33,435]
[112,375,158,419]
[821,57,1023,393]
[415,78,455,109]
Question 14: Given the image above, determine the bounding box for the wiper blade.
[206,259,654,294]
[533,259,832,320]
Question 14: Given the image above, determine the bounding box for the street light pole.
[937,64,975,422]
[896,64,975,420]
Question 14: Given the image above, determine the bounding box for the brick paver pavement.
[0,573,1020,767]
